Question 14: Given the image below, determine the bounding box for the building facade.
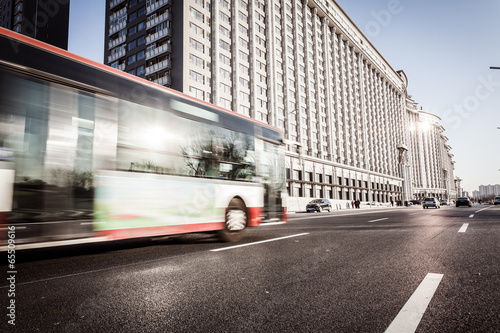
[478,184,500,198]
[104,0,455,210]
[406,96,456,201]
[0,0,70,49]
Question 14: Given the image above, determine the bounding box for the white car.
[423,197,440,209]
[494,197,500,205]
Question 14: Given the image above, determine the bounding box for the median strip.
[385,273,444,333]
[210,233,309,252]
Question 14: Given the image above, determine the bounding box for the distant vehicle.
[410,200,421,205]
[423,198,440,209]
[494,197,500,205]
[440,200,449,206]
[306,199,332,213]
[456,197,472,207]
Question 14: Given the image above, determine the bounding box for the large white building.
[104,0,456,210]
[478,184,500,197]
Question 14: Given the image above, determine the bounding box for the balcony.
[153,75,171,86]
[109,21,126,36]
[108,48,126,63]
[146,11,172,30]
[146,28,172,44]
[146,59,171,75]
[146,0,171,15]
[108,35,126,50]
[109,0,125,10]
[146,43,171,60]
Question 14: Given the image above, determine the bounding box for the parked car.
[422,197,440,209]
[440,200,451,206]
[456,197,472,207]
[494,197,500,205]
[409,200,421,205]
[306,199,332,213]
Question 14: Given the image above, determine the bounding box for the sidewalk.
[289,204,420,215]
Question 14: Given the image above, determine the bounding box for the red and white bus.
[0,28,286,247]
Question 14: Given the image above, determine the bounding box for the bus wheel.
[217,198,247,242]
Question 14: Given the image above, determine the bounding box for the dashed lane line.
[368,218,389,223]
[385,273,444,333]
[210,233,309,252]
[459,223,469,233]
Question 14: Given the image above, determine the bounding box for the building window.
[128,40,137,51]
[137,65,145,76]
[189,86,204,99]
[219,54,230,65]
[220,25,230,37]
[190,38,204,52]
[220,97,231,109]
[137,50,145,61]
[239,77,249,88]
[190,70,204,84]
[220,0,230,10]
[239,51,248,62]
[220,39,230,51]
[190,23,204,37]
[128,54,136,65]
[239,64,249,76]
[190,7,204,22]
[220,68,230,79]
[190,54,204,68]
[220,83,231,94]
[220,12,230,24]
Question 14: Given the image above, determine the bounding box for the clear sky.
[68,0,500,194]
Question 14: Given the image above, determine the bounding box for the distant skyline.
[68,0,500,194]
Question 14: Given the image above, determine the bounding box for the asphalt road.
[1,205,499,332]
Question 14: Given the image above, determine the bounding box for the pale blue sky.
[68,0,500,194]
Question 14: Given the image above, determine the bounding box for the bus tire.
[217,198,247,242]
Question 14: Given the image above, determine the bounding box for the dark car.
[306,199,332,213]
[409,200,421,205]
[456,197,472,207]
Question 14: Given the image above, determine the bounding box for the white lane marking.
[469,214,474,218]
[385,273,444,333]
[368,218,389,223]
[409,213,420,216]
[261,222,287,226]
[475,207,490,213]
[459,223,469,233]
[210,233,309,252]
[0,237,109,252]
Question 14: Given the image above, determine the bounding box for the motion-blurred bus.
[0,28,286,247]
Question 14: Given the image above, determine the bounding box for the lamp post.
[397,144,410,205]
[454,177,462,198]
